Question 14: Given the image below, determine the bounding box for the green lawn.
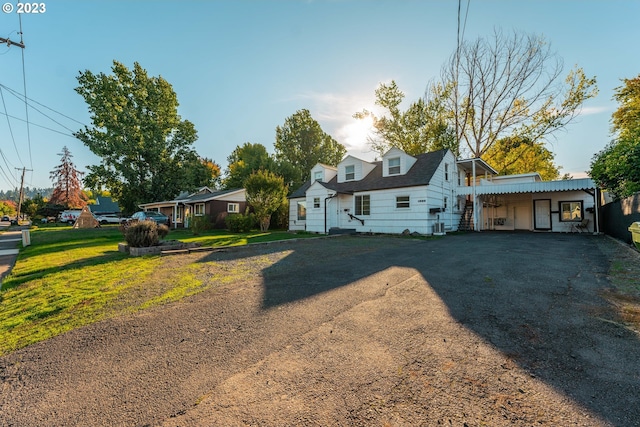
[0,225,318,355]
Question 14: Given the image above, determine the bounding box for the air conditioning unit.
[433,222,445,235]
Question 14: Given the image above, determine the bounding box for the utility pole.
[0,37,25,49]
[15,167,32,223]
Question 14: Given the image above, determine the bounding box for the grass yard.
[0,224,319,355]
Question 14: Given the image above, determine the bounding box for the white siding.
[305,183,333,233]
[336,156,376,183]
[310,164,337,183]
[381,147,417,177]
[288,197,306,231]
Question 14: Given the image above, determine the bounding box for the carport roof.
[456,177,596,196]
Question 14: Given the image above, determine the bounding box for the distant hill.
[0,187,53,201]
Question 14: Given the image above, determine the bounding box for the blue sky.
[0,0,638,192]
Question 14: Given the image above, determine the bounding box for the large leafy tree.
[354,80,457,156]
[224,142,276,189]
[274,109,346,190]
[443,29,597,158]
[484,136,560,181]
[75,61,213,213]
[49,146,87,208]
[590,75,640,199]
[244,169,288,232]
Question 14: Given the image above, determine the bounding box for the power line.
[0,83,86,126]
[0,111,77,138]
[0,85,78,134]
[0,86,23,166]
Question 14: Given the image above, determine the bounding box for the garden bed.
[118,240,201,256]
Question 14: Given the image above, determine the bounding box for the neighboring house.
[289,148,599,235]
[139,187,247,229]
[88,196,122,215]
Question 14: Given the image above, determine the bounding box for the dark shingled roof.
[289,149,448,197]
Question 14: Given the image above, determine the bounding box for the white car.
[94,214,128,224]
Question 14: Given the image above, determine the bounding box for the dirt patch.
[1,233,639,427]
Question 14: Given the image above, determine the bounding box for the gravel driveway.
[1,233,639,426]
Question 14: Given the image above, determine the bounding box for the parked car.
[130,211,170,226]
[1,215,10,222]
[94,213,128,225]
[59,210,82,225]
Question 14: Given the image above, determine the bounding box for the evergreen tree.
[49,146,86,208]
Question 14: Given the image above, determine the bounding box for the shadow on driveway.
[199,232,640,426]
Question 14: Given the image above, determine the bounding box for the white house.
[289,148,599,235]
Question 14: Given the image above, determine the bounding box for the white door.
[534,199,551,230]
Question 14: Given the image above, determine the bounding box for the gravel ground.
[1,232,639,427]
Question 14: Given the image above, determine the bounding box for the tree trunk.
[260,216,271,232]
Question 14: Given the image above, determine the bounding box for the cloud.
[281,90,383,156]
[578,105,611,116]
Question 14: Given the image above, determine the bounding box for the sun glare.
[340,115,374,152]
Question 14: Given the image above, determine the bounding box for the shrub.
[157,223,169,239]
[189,214,211,235]
[125,220,160,247]
[225,212,256,233]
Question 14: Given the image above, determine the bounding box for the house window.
[297,201,306,220]
[313,197,320,209]
[194,203,205,216]
[227,203,239,213]
[388,157,401,175]
[176,205,184,221]
[396,196,410,208]
[560,201,583,222]
[444,163,449,181]
[444,196,448,210]
[345,165,355,181]
[314,171,323,182]
[355,195,370,215]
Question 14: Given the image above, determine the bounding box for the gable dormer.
[336,155,376,183]
[382,147,417,177]
[310,163,337,183]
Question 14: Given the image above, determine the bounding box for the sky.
[0,0,638,193]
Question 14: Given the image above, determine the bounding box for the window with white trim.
[355,195,370,215]
[227,203,239,213]
[313,197,320,209]
[444,163,449,181]
[314,171,323,181]
[396,195,410,208]
[345,165,355,181]
[194,203,205,216]
[443,196,448,210]
[388,157,401,175]
[297,201,306,220]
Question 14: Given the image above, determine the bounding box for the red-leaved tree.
[49,146,87,208]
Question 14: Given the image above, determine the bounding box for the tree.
[224,143,276,189]
[75,61,213,213]
[49,146,87,208]
[192,157,222,189]
[244,169,288,232]
[443,29,598,158]
[274,109,346,190]
[483,136,560,180]
[21,194,46,219]
[590,75,640,199]
[0,200,16,217]
[354,80,457,156]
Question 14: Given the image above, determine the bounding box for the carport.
[457,178,600,233]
